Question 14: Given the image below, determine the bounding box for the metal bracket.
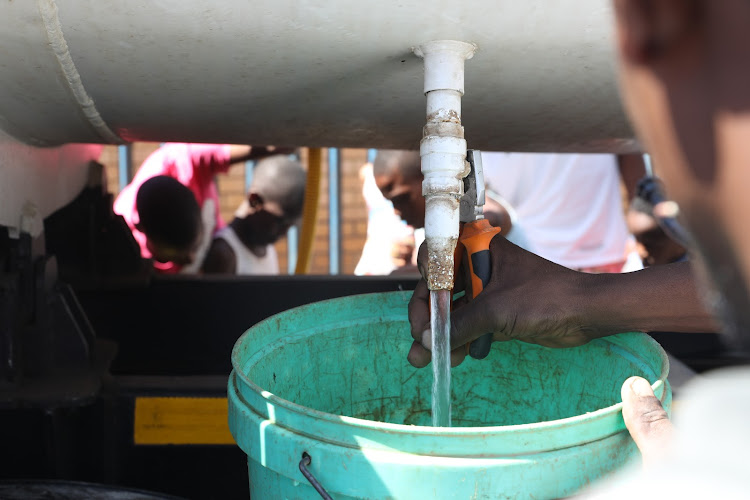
[461,150,486,222]
[299,452,333,500]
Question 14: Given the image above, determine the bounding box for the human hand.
[621,376,673,466]
[407,235,597,368]
[391,237,416,268]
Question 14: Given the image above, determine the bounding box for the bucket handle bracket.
[299,451,334,500]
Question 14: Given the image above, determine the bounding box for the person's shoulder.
[201,237,237,274]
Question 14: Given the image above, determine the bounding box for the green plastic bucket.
[228,291,670,499]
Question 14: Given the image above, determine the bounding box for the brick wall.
[98,144,369,275]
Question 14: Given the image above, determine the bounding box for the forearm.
[579,261,720,337]
[617,153,647,202]
[228,145,295,164]
[228,145,253,164]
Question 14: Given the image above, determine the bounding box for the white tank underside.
[1,0,636,152]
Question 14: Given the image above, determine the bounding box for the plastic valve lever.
[458,218,500,359]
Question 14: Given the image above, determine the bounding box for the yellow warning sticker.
[134,397,235,445]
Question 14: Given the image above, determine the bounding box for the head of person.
[613,0,750,348]
[373,150,424,228]
[135,175,202,266]
[234,155,306,246]
[627,196,687,267]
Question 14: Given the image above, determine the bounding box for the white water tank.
[0,0,635,152]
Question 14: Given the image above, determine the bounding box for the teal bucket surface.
[229,291,670,499]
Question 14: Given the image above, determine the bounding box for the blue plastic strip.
[244,160,256,191]
[117,145,132,191]
[328,148,340,275]
[287,226,298,275]
[643,154,653,177]
[367,148,377,164]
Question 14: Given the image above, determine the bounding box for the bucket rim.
[230,291,670,438]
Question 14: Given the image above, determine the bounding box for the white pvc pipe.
[426,91,462,124]
[415,40,477,291]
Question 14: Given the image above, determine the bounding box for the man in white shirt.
[201,155,305,275]
[358,150,529,275]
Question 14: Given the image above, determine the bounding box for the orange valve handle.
[459,219,500,359]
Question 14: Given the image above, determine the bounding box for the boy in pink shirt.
[114,143,285,273]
